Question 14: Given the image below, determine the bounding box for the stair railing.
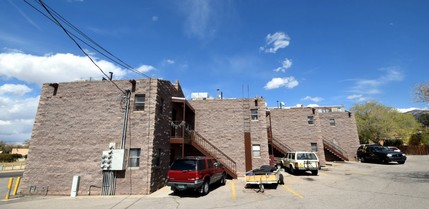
[322,138,349,161]
[189,131,237,178]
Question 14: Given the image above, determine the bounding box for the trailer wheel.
[278,174,284,185]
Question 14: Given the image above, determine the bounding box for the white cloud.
[180,0,221,40]
[307,104,320,107]
[302,96,324,103]
[264,77,299,90]
[260,32,291,53]
[152,16,159,21]
[0,84,32,96]
[136,64,156,73]
[348,67,403,99]
[0,88,39,143]
[166,59,175,64]
[346,94,367,102]
[0,52,127,84]
[274,58,293,73]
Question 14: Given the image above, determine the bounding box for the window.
[311,143,318,152]
[329,119,336,126]
[129,148,141,167]
[208,159,214,169]
[197,159,206,170]
[134,94,145,111]
[252,144,261,158]
[251,109,259,120]
[307,116,314,125]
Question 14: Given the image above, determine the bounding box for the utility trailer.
[245,165,284,193]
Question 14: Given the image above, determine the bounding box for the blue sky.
[1,0,429,144]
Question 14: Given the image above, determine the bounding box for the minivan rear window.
[170,159,196,171]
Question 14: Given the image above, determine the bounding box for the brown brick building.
[22,78,359,196]
[22,78,184,195]
[268,106,360,165]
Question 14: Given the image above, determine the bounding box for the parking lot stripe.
[281,185,304,199]
[231,180,236,200]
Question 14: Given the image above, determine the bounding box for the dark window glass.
[197,159,206,170]
[134,94,145,111]
[170,160,196,170]
[307,116,314,125]
[129,148,141,167]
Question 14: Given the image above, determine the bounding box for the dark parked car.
[357,144,406,164]
[167,156,226,195]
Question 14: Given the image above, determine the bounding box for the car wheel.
[398,161,405,164]
[290,166,295,175]
[199,180,209,195]
[219,173,226,185]
[312,170,318,175]
[361,157,366,163]
[172,188,181,195]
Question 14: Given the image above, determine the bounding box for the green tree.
[0,141,12,154]
[351,101,421,145]
[417,113,429,129]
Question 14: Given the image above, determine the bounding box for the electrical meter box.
[101,149,125,171]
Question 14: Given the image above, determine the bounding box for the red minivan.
[167,156,226,195]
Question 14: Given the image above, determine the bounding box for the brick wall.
[269,107,326,165]
[318,111,360,161]
[189,98,269,176]
[21,78,180,195]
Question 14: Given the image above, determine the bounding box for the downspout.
[121,89,131,149]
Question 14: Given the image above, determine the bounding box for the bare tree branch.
[415,82,429,103]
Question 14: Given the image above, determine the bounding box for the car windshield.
[170,159,196,171]
[297,153,317,160]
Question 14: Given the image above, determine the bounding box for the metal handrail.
[323,138,349,161]
[190,131,237,177]
[271,137,293,154]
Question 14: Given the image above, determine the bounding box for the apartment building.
[22,78,359,196]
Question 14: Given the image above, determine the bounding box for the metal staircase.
[323,138,349,161]
[189,131,237,179]
[270,137,294,155]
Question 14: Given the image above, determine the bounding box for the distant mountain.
[405,109,429,119]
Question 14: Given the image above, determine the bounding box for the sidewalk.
[0,185,174,209]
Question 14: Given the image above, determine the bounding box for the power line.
[37,0,126,94]
[23,0,150,79]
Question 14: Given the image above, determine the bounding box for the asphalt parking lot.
[1,155,429,209]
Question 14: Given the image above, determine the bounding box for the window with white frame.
[129,148,141,167]
[251,109,259,121]
[252,144,261,158]
[134,94,145,111]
